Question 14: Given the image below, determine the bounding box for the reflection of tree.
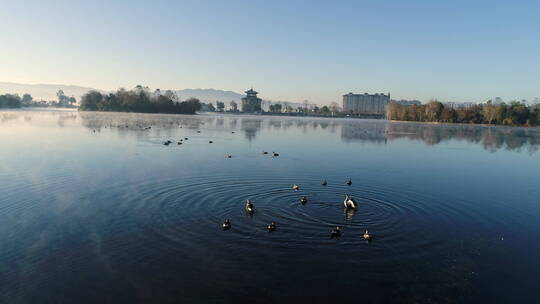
[228,118,238,129]
[383,123,540,153]
[0,113,20,123]
[56,113,77,128]
[268,119,282,129]
[76,112,540,154]
[216,118,224,128]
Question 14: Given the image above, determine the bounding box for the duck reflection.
[344,207,356,220]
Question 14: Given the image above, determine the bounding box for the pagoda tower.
[241,87,262,113]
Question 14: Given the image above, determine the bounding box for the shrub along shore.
[79,86,201,115]
[386,101,540,127]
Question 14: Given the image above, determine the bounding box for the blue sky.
[1,0,538,104]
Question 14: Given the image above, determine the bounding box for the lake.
[1,109,539,303]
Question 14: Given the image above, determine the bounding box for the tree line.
[0,91,77,108]
[267,102,341,116]
[386,100,540,127]
[0,94,24,108]
[79,86,201,114]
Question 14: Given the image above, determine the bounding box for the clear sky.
[1,0,539,104]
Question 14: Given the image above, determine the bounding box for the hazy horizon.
[1,0,539,104]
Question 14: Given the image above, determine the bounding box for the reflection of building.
[240,118,262,141]
[340,122,387,144]
[343,92,390,115]
[241,88,262,113]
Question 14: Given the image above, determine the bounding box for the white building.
[343,92,390,115]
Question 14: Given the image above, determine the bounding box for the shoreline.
[388,119,540,129]
[5,108,540,129]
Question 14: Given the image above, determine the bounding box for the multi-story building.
[343,92,390,115]
[241,88,262,113]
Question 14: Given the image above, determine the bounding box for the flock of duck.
[222,178,372,241]
[158,128,371,241]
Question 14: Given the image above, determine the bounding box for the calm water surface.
[1,110,539,303]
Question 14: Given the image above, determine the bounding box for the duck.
[184,137,188,140]
[262,151,269,155]
[346,178,352,186]
[292,184,300,191]
[231,131,235,134]
[266,222,276,232]
[363,230,372,241]
[245,199,254,213]
[163,140,172,146]
[343,194,357,209]
[177,141,183,145]
[225,154,232,158]
[300,196,308,204]
[272,152,279,157]
[331,226,341,237]
[222,219,231,230]
[322,180,327,186]
[209,140,213,143]
[197,130,201,133]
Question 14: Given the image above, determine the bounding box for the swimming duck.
[300,196,308,204]
[231,131,235,134]
[292,184,300,191]
[163,140,172,146]
[322,180,327,186]
[363,230,372,241]
[177,141,182,145]
[266,222,276,232]
[331,226,341,237]
[209,140,213,143]
[245,200,254,213]
[272,152,279,157]
[225,154,232,158]
[197,131,201,133]
[346,178,352,186]
[343,194,357,209]
[222,219,231,230]
[262,151,269,155]
[184,137,188,140]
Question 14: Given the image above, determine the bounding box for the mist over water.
[1,110,539,303]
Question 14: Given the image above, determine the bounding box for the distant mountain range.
[0,82,313,109]
[0,82,99,101]
[0,82,246,104]
[173,88,244,103]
